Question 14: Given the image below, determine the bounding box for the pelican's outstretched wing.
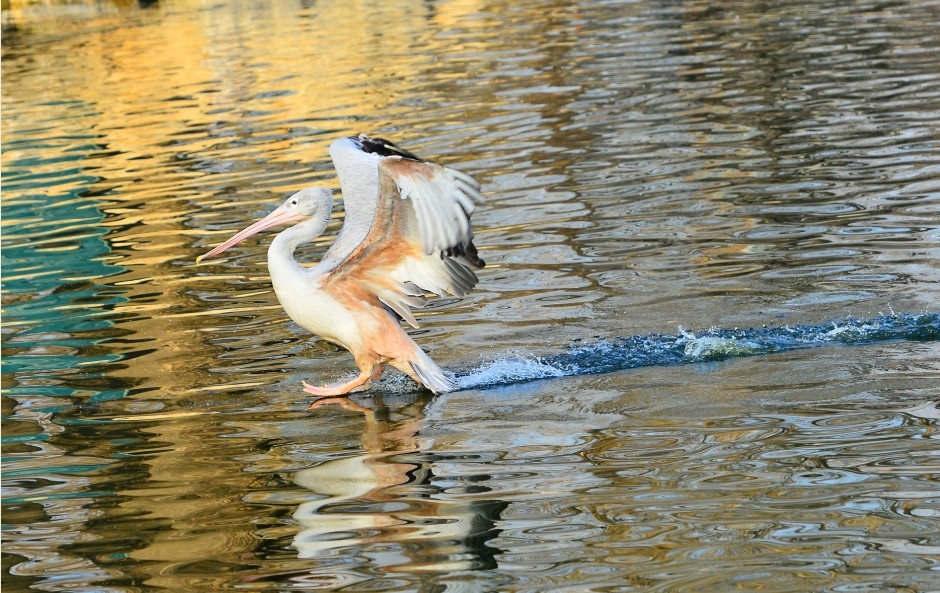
[381,156,483,264]
[321,135,466,274]
[321,149,484,329]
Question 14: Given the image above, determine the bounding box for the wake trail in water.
[455,313,940,390]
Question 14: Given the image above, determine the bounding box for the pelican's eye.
[291,199,298,206]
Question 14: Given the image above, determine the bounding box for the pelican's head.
[286,187,333,217]
[196,187,333,263]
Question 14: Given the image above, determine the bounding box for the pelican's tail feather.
[407,350,457,394]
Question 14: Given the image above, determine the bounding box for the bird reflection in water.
[254,394,506,588]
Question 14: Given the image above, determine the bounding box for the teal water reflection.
[3,115,129,406]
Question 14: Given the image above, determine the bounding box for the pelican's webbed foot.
[302,380,370,398]
[302,364,385,400]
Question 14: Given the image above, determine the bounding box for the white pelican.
[197,134,484,397]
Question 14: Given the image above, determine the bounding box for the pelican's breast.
[268,262,362,352]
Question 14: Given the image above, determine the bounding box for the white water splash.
[820,320,877,342]
[456,354,569,390]
[677,325,761,361]
[682,336,761,361]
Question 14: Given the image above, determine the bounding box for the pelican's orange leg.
[302,362,387,398]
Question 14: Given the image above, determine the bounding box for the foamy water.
[452,314,939,390]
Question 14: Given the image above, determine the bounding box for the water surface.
[2,0,939,591]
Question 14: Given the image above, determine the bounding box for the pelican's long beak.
[196,203,305,263]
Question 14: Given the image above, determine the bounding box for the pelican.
[197,134,484,397]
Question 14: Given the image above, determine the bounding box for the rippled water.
[3,0,939,591]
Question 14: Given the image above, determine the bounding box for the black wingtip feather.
[445,239,485,268]
[353,134,424,161]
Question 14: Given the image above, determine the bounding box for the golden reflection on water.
[3,0,498,402]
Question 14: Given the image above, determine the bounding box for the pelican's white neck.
[268,194,333,271]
